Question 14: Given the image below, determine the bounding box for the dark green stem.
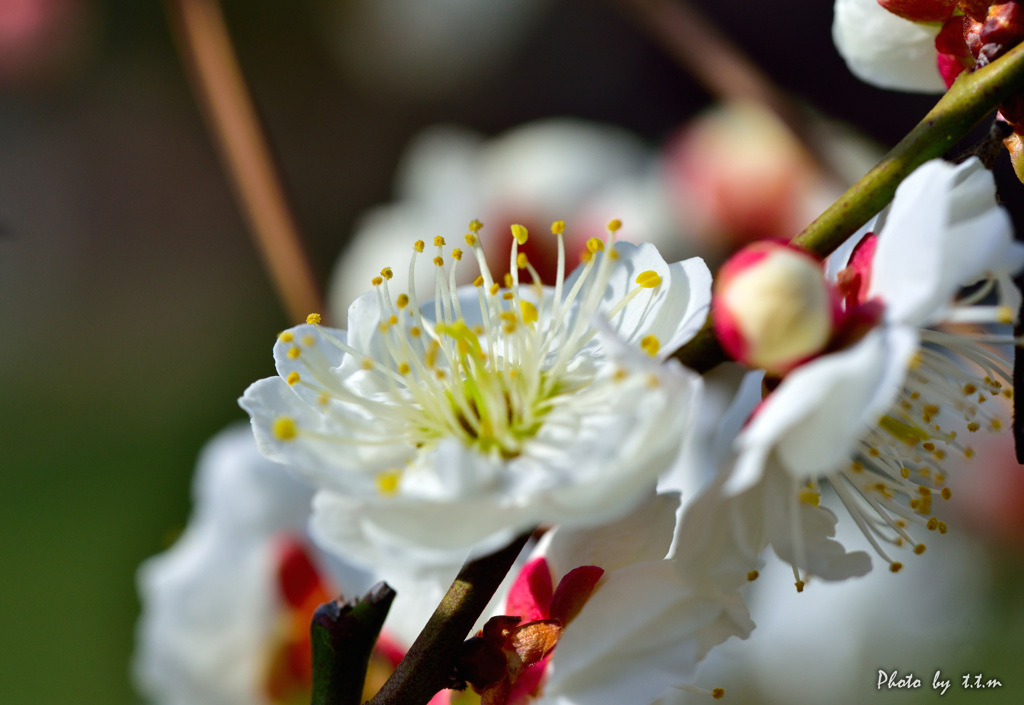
[367,532,532,705]
[674,40,1024,372]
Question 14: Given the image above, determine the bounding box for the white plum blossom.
[723,157,1023,576]
[242,221,710,561]
[133,425,461,705]
[464,493,754,705]
[832,0,946,93]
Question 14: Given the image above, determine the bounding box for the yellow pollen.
[500,312,517,324]
[798,489,820,507]
[613,368,629,381]
[398,362,411,375]
[397,294,409,308]
[923,404,939,415]
[941,487,952,501]
[890,562,903,573]
[511,224,528,245]
[517,252,529,269]
[609,249,620,260]
[795,580,805,593]
[380,267,393,280]
[922,442,936,452]
[452,248,463,261]
[286,372,300,385]
[503,273,513,288]
[712,688,725,700]
[910,392,920,400]
[879,415,929,445]
[434,256,444,267]
[747,570,759,582]
[963,384,977,395]
[581,251,593,264]
[927,517,939,531]
[635,270,662,288]
[851,461,864,473]
[372,276,383,287]
[468,219,484,233]
[937,521,948,534]
[301,335,313,347]
[361,358,375,371]
[910,499,921,510]
[640,335,660,357]
[918,486,931,497]
[868,447,880,457]
[909,352,923,369]
[278,331,294,343]
[489,283,500,296]
[1004,389,1014,399]
[967,422,981,432]
[990,419,1003,431]
[607,218,622,232]
[586,237,604,253]
[376,470,401,496]
[414,240,425,253]
[433,236,446,247]
[900,467,910,479]
[306,312,322,324]
[410,326,421,338]
[933,449,946,460]
[502,292,514,300]
[896,519,907,528]
[915,544,927,555]
[964,446,976,459]
[388,315,398,326]
[474,276,484,287]
[272,417,297,441]
[521,301,538,324]
[465,233,477,246]
[287,347,301,360]
[997,305,1014,324]
[473,326,484,335]
[551,220,565,235]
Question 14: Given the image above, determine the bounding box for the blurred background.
[0,1,1022,703]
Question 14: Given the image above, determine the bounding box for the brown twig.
[166,0,322,323]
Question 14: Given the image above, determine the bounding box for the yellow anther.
[896,519,907,528]
[914,544,927,555]
[306,313,322,325]
[967,422,981,432]
[465,232,477,246]
[502,292,514,300]
[398,362,410,376]
[607,218,622,232]
[868,447,880,457]
[640,335,660,357]
[500,312,517,324]
[910,498,921,510]
[551,220,565,235]
[517,252,529,269]
[918,486,931,497]
[287,347,301,360]
[410,326,421,338]
[991,418,1004,431]
[301,335,314,347]
[504,273,513,288]
[964,446,976,459]
[635,270,662,288]
[933,449,946,460]
[433,236,446,247]
[286,372,300,385]
[452,248,463,261]
[997,305,1014,324]
[397,294,409,309]
[850,461,864,473]
[511,224,528,245]
[609,249,620,260]
[795,580,805,593]
[927,517,939,531]
[900,467,910,479]
[361,358,375,371]
[414,240,425,253]
[963,384,977,395]
[372,276,383,287]
[613,368,629,381]
[473,275,485,288]
[937,521,948,534]
[586,237,604,253]
[434,256,444,267]
[272,417,297,441]
[473,325,484,335]
[489,283,500,296]
[879,415,929,445]
[376,470,401,496]
[712,688,725,700]
[746,570,759,582]
[923,404,939,415]
[922,442,936,452]
[521,301,538,324]
[890,562,903,573]
[278,331,294,343]
[941,487,952,501]
[581,251,593,264]
[468,219,483,233]
[380,267,393,280]
[798,489,820,507]
[1004,388,1014,399]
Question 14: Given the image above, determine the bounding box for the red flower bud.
[878,0,957,22]
[959,0,995,21]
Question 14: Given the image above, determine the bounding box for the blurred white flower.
[243,224,710,561]
[722,157,1023,576]
[328,119,688,324]
[133,425,459,705]
[832,0,946,93]
[464,493,754,705]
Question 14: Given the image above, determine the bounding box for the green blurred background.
[1,1,1021,704]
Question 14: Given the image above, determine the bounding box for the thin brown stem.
[167,0,322,323]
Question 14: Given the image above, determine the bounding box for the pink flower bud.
[713,241,835,375]
[878,0,957,23]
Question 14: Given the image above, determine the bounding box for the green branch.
[673,40,1024,372]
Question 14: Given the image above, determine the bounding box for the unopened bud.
[714,241,834,374]
[879,0,956,23]
[959,0,994,22]
[1004,130,1024,183]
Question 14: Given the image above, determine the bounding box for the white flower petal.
[832,0,945,93]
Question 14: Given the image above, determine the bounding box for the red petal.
[506,558,554,622]
[275,535,329,609]
[549,565,604,625]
